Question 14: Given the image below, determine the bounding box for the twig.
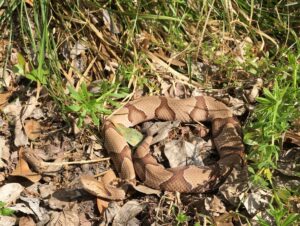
[43,157,110,166]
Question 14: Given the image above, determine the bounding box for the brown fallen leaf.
[80,170,126,200]
[24,119,42,140]
[97,198,109,215]
[19,216,36,226]
[131,184,161,196]
[10,148,42,183]
[0,91,12,110]
[23,150,63,173]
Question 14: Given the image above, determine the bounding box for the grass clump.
[245,56,299,184]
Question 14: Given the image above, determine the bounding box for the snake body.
[102,96,245,199]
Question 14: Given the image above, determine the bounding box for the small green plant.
[0,201,14,216]
[13,53,49,85]
[172,205,190,225]
[67,81,129,127]
[176,212,190,225]
[257,193,300,226]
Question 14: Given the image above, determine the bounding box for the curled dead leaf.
[80,170,126,200]
[10,148,41,183]
[23,150,63,173]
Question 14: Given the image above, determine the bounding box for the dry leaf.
[0,91,12,110]
[20,196,49,223]
[21,96,38,122]
[104,202,121,225]
[23,150,63,173]
[3,99,28,146]
[70,41,87,60]
[115,123,143,146]
[285,131,300,146]
[0,216,16,226]
[10,203,34,215]
[213,213,234,226]
[227,96,246,116]
[242,188,272,215]
[245,78,263,103]
[3,96,38,147]
[0,183,24,204]
[112,200,145,226]
[204,196,226,216]
[80,170,126,200]
[48,206,79,226]
[219,167,249,206]
[131,184,161,196]
[24,119,42,140]
[97,198,109,215]
[11,148,42,183]
[0,136,9,168]
[164,139,204,168]
[19,216,36,226]
[142,121,180,145]
[48,189,81,210]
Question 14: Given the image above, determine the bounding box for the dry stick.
[44,157,110,166]
[79,12,121,62]
[146,51,201,87]
[76,56,97,90]
[94,170,110,178]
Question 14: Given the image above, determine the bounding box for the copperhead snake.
[100,96,245,200]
